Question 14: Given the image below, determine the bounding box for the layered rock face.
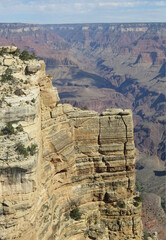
[0,47,142,240]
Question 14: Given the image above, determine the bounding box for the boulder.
[25,63,41,74]
[4,58,15,66]
[14,88,25,96]
[0,46,18,54]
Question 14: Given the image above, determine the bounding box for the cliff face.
[0,47,142,240]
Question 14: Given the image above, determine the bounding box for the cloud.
[98,1,144,8]
[153,1,166,6]
[0,0,166,11]
[0,0,95,14]
[98,0,166,8]
[0,0,165,23]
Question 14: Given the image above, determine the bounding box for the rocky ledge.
[0,46,143,240]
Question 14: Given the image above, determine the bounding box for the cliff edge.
[0,46,142,240]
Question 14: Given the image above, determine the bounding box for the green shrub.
[133,201,139,207]
[133,195,143,207]
[1,68,14,83]
[1,123,24,135]
[27,143,38,156]
[31,52,36,59]
[0,96,4,106]
[134,195,143,203]
[20,50,36,61]
[15,143,28,157]
[135,181,144,192]
[16,124,23,132]
[143,231,151,240]
[0,47,7,56]
[2,122,15,135]
[13,48,20,56]
[15,142,38,158]
[70,208,81,221]
[117,200,125,208]
[161,198,166,213]
[80,106,88,110]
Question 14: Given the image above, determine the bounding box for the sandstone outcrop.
[0,47,142,240]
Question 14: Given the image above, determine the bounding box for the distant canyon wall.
[0,23,165,161]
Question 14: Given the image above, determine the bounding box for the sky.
[0,0,166,24]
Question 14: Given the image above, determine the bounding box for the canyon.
[0,22,166,239]
[0,46,143,239]
[0,23,165,161]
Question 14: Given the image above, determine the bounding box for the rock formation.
[0,46,142,240]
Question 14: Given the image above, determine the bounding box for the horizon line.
[0,21,166,26]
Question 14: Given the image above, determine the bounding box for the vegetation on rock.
[2,122,15,135]
[0,97,4,108]
[143,231,151,240]
[0,47,7,56]
[13,48,20,56]
[31,98,36,103]
[70,208,81,221]
[15,142,38,158]
[1,123,24,135]
[135,181,144,192]
[15,143,29,158]
[0,68,15,83]
[133,195,143,207]
[161,198,166,213]
[16,124,24,132]
[19,50,36,61]
[117,200,125,208]
[27,143,38,156]
[80,105,88,110]
[134,195,143,202]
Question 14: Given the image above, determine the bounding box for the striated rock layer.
[0,46,142,240]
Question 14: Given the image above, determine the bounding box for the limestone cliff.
[0,46,142,240]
